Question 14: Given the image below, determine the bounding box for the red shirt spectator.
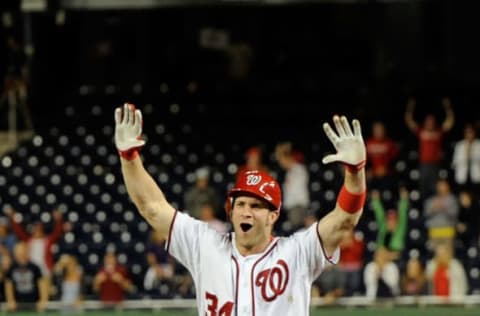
[339,231,365,271]
[93,252,132,303]
[366,122,399,177]
[433,265,449,296]
[236,146,269,182]
[417,128,443,163]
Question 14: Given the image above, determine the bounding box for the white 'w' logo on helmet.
[246,175,262,185]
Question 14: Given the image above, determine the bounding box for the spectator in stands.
[275,142,310,231]
[6,208,66,277]
[4,242,47,312]
[145,230,171,266]
[184,167,219,219]
[339,230,365,296]
[452,123,480,196]
[370,187,409,257]
[404,97,455,199]
[400,257,427,295]
[0,250,12,302]
[312,264,346,305]
[199,203,228,234]
[236,146,269,182]
[424,179,459,247]
[144,230,175,298]
[426,243,468,297]
[143,252,174,298]
[366,121,399,190]
[53,254,83,312]
[0,216,17,255]
[364,247,400,299]
[456,190,480,248]
[93,252,133,307]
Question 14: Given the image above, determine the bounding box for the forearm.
[5,281,15,303]
[121,157,175,237]
[318,170,366,255]
[121,157,165,206]
[38,278,49,302]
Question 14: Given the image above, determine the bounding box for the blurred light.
[62,185,73,196]
[105,173,115,185]
[172,183,182,194]
[64,232,75,243]
[213,172,223,183]
[35,185,46,196]
[85,134,95,146]
[50,174,61,186]
[324,190,335,201]
[159,83,169,94]
[18,194,29,205]
[28,156,38,167]
[123,211,134,222]
[73,193,84,204]
[120,232,131,243]
[40,212,52,223]
[155,124,165,135]
[88,253,98,265]
[323,170,335,182]
[170,103,180,114]
[89,184,100,195]
[68,212,79,223]
[227,164,238,175]
[46,193,57,204]
[32,136,43,147]
[187,153,198,164]
[30,203,40,214]
[97,145,108,156]
[96,211,106,222]
[44,146,55,157]
[311,182,321,192]
[8,185,18,196]
[86,203,96,214]
[78,243,88,254]
[101,193,111,204]
[91,105,102,116]
[1,156,12,168]
[59,135,69,146]
[309,162,320,173]
[12,166,23,177]
[0,175,5,186]
[158,173,169,183]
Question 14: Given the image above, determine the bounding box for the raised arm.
[115,103,175,240]
[318,115,366,256]
[441,97,455,132]
[404,97,418,133]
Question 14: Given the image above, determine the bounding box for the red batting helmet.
[226,170,282,212]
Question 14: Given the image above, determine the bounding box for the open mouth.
[240,223,253,232]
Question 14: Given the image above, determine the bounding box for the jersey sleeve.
[292,223,340,282]
[165,211,212,276]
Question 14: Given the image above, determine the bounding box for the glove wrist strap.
[118,148,139,161]
[343,160,366,173]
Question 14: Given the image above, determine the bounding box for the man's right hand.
[114,103,145,160]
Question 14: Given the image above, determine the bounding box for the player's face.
[231,196,278,249]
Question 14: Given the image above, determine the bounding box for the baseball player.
[115,103,366,316]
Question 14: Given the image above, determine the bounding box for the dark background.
[2,0,480,147]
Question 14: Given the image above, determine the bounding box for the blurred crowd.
[0,97,479,312]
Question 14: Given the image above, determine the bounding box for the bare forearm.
[38,279,49,302]
[121,157,165,206]
[120,157,175,237]
[5,281,15,302]
[319,169,366,255]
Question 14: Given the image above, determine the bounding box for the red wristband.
[337,186,366,214]
[344,160,366,173]
[118,148,139,161]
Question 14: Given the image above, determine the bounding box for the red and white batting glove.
[114,103,145,161]
[322,115,366,173]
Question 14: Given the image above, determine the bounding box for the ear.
[268,210,280,226]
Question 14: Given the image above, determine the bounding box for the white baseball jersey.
[166,211,339,316]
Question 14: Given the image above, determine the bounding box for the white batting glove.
[322,115,366,172]
[114,103,145,160]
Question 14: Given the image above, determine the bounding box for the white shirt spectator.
[283,162,310,210]
[452,138,480,184]
[364,261,399,299]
